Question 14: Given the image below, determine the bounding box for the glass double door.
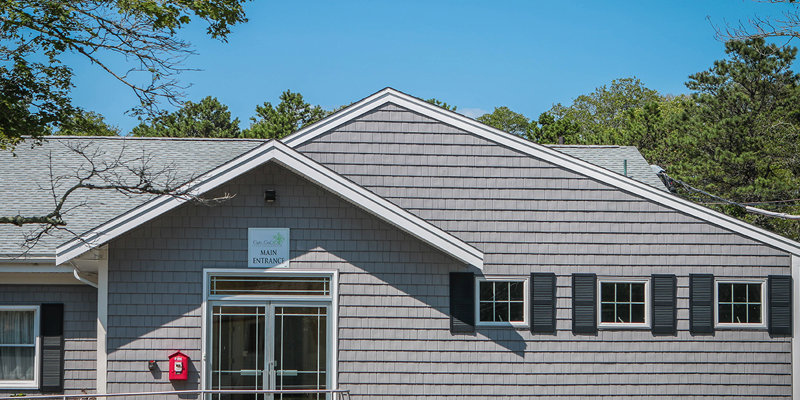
[209,303,329,400]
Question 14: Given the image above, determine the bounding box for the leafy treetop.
[131,96,241,138]
[425,98,457,112]
[476,106,531,137]
[243,90,329,139]
[53,109,120,136]
[0,0,250,149]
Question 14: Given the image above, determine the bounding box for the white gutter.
[70,262,98,288]
[0,257,57,264]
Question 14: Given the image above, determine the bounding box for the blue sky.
[67,1,789,133]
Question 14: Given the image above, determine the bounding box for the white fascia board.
[282,88,800,257]
[0,256,56,264]
[0,272,80,285]
[283,88,397,148]
[56,140,483,268]
[56,142,281,265]
[0,264,70,273]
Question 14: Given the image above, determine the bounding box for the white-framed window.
[598,279,650,328]
[475,277,528,327]
[0,305,40,389]
[715,279,766,328]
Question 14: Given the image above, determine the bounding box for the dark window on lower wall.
[477,279,527,325]
[717,281,764,326]
[599,281,648,327]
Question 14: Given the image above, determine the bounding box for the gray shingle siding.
[18,102,792,398]
[0,135,665,258]
[292,103,793,398]
[106,162,464,395]
[547,144,668,191]
[0,285,97,394]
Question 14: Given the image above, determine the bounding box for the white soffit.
[56,141,484,268]
[283,87,800,257]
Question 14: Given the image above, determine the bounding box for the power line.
[657,172,800,221]
[701,199,800,207]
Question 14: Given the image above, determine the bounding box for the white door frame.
[201,269,339,392]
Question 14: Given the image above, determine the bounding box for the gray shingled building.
[0,88,797,399]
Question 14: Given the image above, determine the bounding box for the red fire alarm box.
[168,351,189,381]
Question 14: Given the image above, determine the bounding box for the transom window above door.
[209,275,330,297]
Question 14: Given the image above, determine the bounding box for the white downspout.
[96,259,108,394]
[70,263,98,288]
[69,260,107,393]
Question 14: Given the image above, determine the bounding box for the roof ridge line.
[55,140,484,268]
[39,136,270,142]
[281,88,800,256]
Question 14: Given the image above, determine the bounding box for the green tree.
[553,77,662,144]
[244,90,329,139]
[668,38,800,239]
[528,110,581,144]
[477,106,532,136]
[131,96,241,138]
[526,77,685,165]
[53,109,120,136]
[617,95,692,167]
[425,98,457,111]
[0,0,249,149]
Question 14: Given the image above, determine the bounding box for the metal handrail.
[0,389,350,400]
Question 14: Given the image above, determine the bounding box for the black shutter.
[531,273,556,334]
[449,272,475,333]
[689,274,714,334]
[40,303,64,392]
[651,274,677,335]
[572,274,596,334]
[768,275,793,337]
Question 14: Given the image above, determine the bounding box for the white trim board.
[56,141,483,269]
[95,256,108,394]
[0,272,80,285]
[0,264,73,273]
[283,87,800,257]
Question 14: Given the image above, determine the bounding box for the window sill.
[715,323,767,330]
[598,323,651,330]
[0,382,38,390]
[477,322,529,330]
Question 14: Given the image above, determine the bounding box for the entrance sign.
[248,228,290,268]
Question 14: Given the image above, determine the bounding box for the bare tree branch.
[713,1,800,43]
[1,140,234,250]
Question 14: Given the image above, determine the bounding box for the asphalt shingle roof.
[0,137,264,258]
[0,137,665,259]
[546,145,667,192]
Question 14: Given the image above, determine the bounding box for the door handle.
[240,369,261,376]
